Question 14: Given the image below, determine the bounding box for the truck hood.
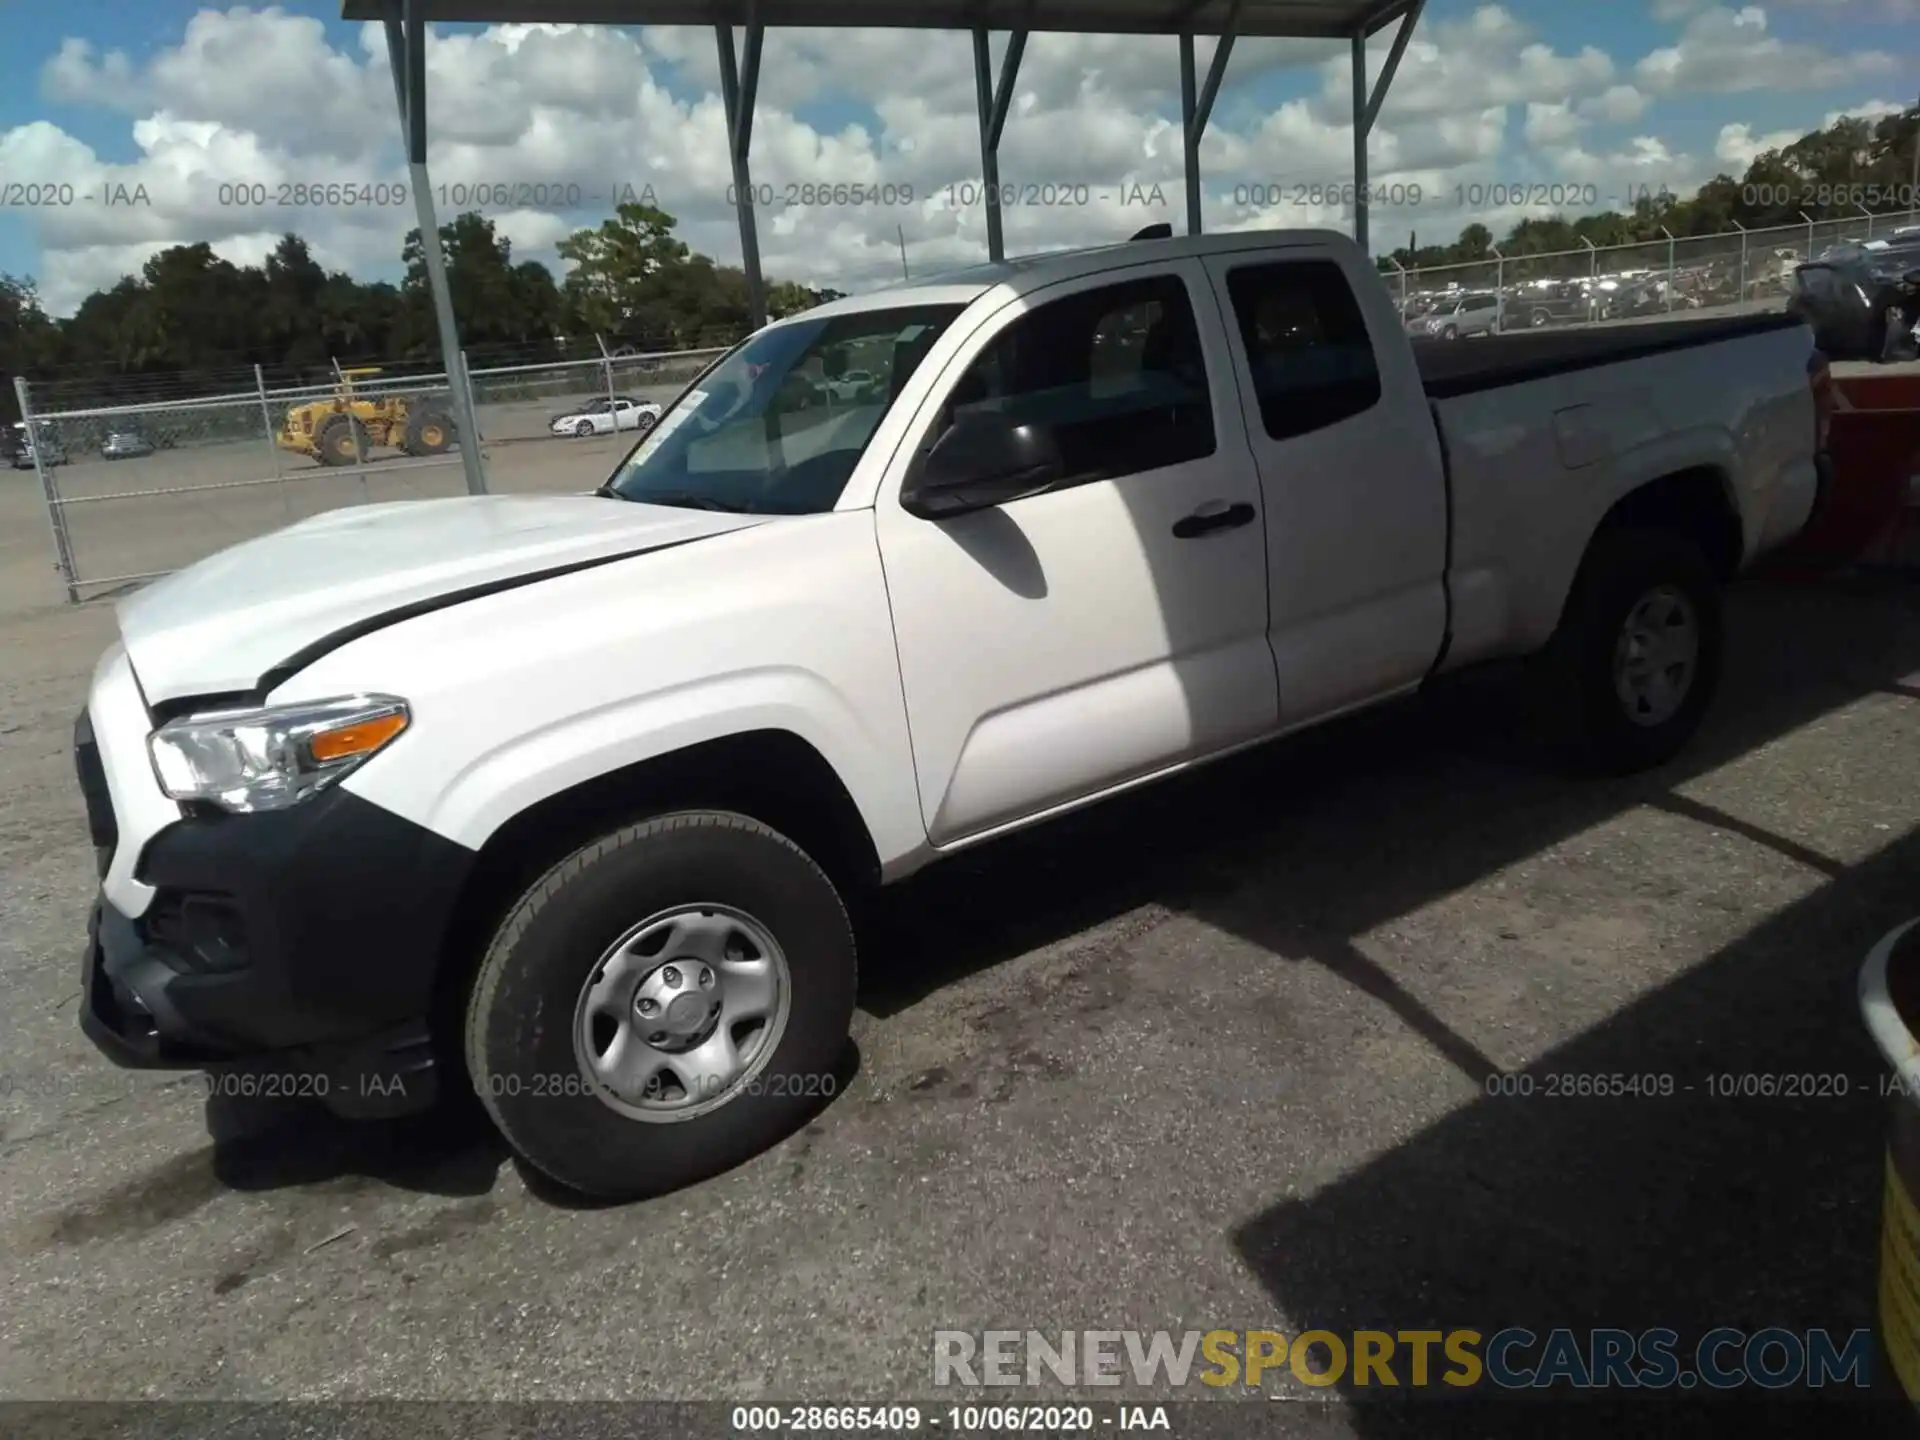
[117,494,765,705]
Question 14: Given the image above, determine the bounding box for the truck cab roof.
[782,228,1367,327]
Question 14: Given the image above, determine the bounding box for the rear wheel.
[1538,527,1723,774]
[465,811,856,1200]
[403,408,454,456]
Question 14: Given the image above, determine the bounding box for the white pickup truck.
[73,229,1826,1199]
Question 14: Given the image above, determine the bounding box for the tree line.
[2,105,1914,417]
[1380,107,1919,272]
[1,204,839,413]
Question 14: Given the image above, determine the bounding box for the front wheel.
[573,420,596,438]
[465,811,856,1199]
[1538,528,1723,774]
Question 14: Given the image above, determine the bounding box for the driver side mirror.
[901,411,1064,520]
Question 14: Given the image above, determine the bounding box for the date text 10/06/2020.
[1481,1071,1908,1099]
[2,182,150,208]
[728,1407,1171,1432]
[210,181,663,211]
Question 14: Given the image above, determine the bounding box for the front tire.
[465,811,856,1200]
[574,420,596,438]
[1539,527,1723,774]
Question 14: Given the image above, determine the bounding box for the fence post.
[1389,259,1407,314]
[16,376,79,605]
[457,351,486,467]
[1732,221,1747,302]
[594,332,619,409]
[1581,237,1596,322]
[1858,202,1874,239]
[254,364,284,480]
[1490,245,1504,332]
[1801,210,1815,259]
[1660,227,1675,312]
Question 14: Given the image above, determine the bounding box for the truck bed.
[1414,312,1807,398]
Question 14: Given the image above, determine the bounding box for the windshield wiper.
[632,491,753,513]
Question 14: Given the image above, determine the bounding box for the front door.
[873,260,1277,846]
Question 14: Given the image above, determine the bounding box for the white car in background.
[550,396,663,439]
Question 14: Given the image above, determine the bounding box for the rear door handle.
[1172,501,1256,539]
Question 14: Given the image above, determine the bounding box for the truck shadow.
[859,573,1919,1432]
[862,576,1920,1031]
[1224,825,1918,1436]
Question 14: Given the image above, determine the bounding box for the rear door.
[874,261,1277,845]
[1200,249,1448,726]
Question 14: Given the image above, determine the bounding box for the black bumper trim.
[78,786,471,1116]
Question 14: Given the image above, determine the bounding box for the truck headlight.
[148,695,410,813]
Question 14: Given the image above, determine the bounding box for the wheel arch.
[429,727,883,1023]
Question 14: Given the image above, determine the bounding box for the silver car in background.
[1423,292,1504,338]
[102,431,156,461]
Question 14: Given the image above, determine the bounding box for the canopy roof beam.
[1352,0,1421,254]
[973,28,1029,262]
[716,15,768,328]
[383,0,488,493]
[1179,0,1239,234]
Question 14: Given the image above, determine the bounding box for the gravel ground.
[0,492,1917,1435]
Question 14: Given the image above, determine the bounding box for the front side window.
[1223,259,1381,441]
[604,303,964,513]
[926,273,1215,489]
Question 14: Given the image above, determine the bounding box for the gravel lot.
[1,446,1918,1433]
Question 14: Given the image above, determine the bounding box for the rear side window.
[1223,260,1382,441]
[1792,266,1839,299]
[942,273,1216,486]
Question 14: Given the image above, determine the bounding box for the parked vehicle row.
[72,226,1825,1201]
[1787,235,1920,362]
[7,422,167,468]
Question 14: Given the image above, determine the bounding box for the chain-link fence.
[12,343,728,602]
[1388,211,1919,334]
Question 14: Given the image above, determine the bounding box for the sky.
[0,0,1914,317]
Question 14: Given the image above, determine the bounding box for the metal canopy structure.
[353,0,1424,491]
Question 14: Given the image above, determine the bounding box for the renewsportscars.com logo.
[932,1328,1876,1392]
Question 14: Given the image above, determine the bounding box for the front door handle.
[1172,501,1256,539]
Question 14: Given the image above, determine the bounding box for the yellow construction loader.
[276,367,457,466]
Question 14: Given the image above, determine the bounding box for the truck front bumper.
[75,709,474,1120]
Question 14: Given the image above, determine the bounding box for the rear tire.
[403,409,454,456]
[1539,527,1724,774]
[465,811,856,1200]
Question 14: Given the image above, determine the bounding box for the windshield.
[603,303,966,514]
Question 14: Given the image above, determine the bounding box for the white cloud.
[1715,121,1804,166]
[2,4,1905,317]
[1636,6,1901,93]
[1824,99,1909,127]
[1581,85,1651,124]
[1524,102,1582,146]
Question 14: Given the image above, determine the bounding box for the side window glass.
[935,273,1215,488]
[1224,260,1382,441]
